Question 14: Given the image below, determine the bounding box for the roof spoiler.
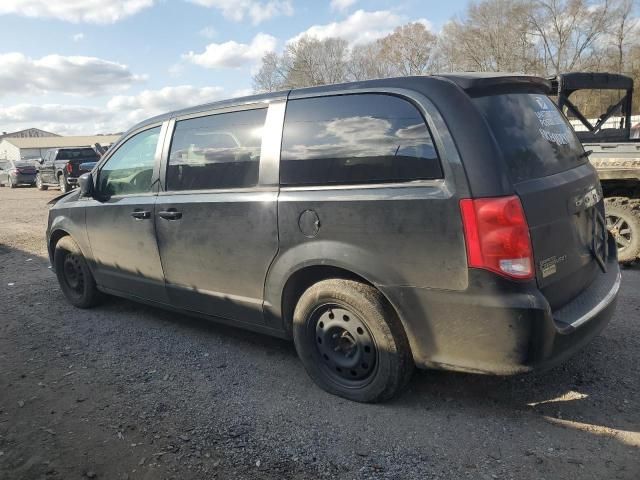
[434,73,552,96]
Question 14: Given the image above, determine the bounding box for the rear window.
[56,148,99,160]
[473,94,585,182]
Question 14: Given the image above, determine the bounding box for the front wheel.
[58,175,68,193]
[36,174,48,191]
[54,236,101,308]
[293,279,413,403]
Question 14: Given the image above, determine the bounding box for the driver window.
[98,127,160,196]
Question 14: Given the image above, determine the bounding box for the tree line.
[253,0,640,115]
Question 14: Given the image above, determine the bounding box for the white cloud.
[289,10,406,46]
[72,32,85,42]
[184,33,277,69]
[199,26,217,39]
[189,0,292,25]
[0,0,154,24]
[0,85,227,135]
[0,53,144,96]
[330,0,357,12]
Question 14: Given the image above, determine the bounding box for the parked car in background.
[36,147,101,193]
[0,158,37,187]
[47,74,620,402]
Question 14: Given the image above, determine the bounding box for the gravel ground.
[0,186,638,480]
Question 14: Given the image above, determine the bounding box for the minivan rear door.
[473,93,607,310]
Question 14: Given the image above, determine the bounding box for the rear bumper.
[383,239,621,375]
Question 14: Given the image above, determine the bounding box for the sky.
[0,0,470,135]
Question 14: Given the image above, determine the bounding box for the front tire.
[293,279,413,403]
[58,174,68,193]
[605,197,640,263]
[54,236,100,308]
[36,174,48,191]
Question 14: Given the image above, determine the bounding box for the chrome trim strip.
[569,270,621,329]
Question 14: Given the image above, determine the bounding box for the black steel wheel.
[312,304,378,387]
[54,236,101,308]
[293,279,413,403]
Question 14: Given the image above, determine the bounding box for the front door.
[40,151,56,184]
[154,107,278,324]
[85,125,169,304]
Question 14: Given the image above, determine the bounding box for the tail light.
[9,168,18,175]
[66,163,73,173]
[459,196,534,280]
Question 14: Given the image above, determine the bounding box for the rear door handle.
[158,210,182,220]
[131,210,151,220]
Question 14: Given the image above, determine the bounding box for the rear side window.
[280,94,442,186]
[167,108,267,191]
[473,94,585,183]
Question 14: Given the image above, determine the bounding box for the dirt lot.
[0,186,638,480]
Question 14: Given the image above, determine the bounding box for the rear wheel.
[292,279,413,403]
[604,197,640,263]
[58,174,68,193]
[54,236,101,308]
[36,174,48,191]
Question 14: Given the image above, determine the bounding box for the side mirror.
[78,172,94,197]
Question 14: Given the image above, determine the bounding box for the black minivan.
[47,74,621,402]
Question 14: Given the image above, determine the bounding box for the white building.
[0,135,121,161]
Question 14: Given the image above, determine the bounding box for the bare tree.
[252,52,289,93]
[610,0,639,73]
[436,0,540,73]
[528,0,613,75]
[347,42,394,81]
[286,36,349,88]
[377,22,437,76]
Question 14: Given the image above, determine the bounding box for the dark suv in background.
[36,147,100,193]
[46,74,620,402]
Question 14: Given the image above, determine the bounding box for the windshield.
[56,148,99,160]
[473,93,586,183]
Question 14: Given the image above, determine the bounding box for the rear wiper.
[579,149,593,159]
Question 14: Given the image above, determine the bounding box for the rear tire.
[292,279,413,403]
[36,174,48,191]
[604,197,640,263]
[54,236,101,308]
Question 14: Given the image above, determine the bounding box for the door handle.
[131,210,151,220]
[158,210,182,220]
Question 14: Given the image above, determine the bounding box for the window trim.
[160,104,275,193]
[279,91,445,188]
[94,122,166,199]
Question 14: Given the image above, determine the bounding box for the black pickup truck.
[36,147,100,193]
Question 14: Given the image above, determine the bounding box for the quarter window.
[280,94,442,186]
[98,127,160,196]
[167,108,267,191]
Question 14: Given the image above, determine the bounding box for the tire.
[58,174,68,193]
[292,279,413,403]
[604,197,640,263]
[36,174,48,191]
[54,236,101,308]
